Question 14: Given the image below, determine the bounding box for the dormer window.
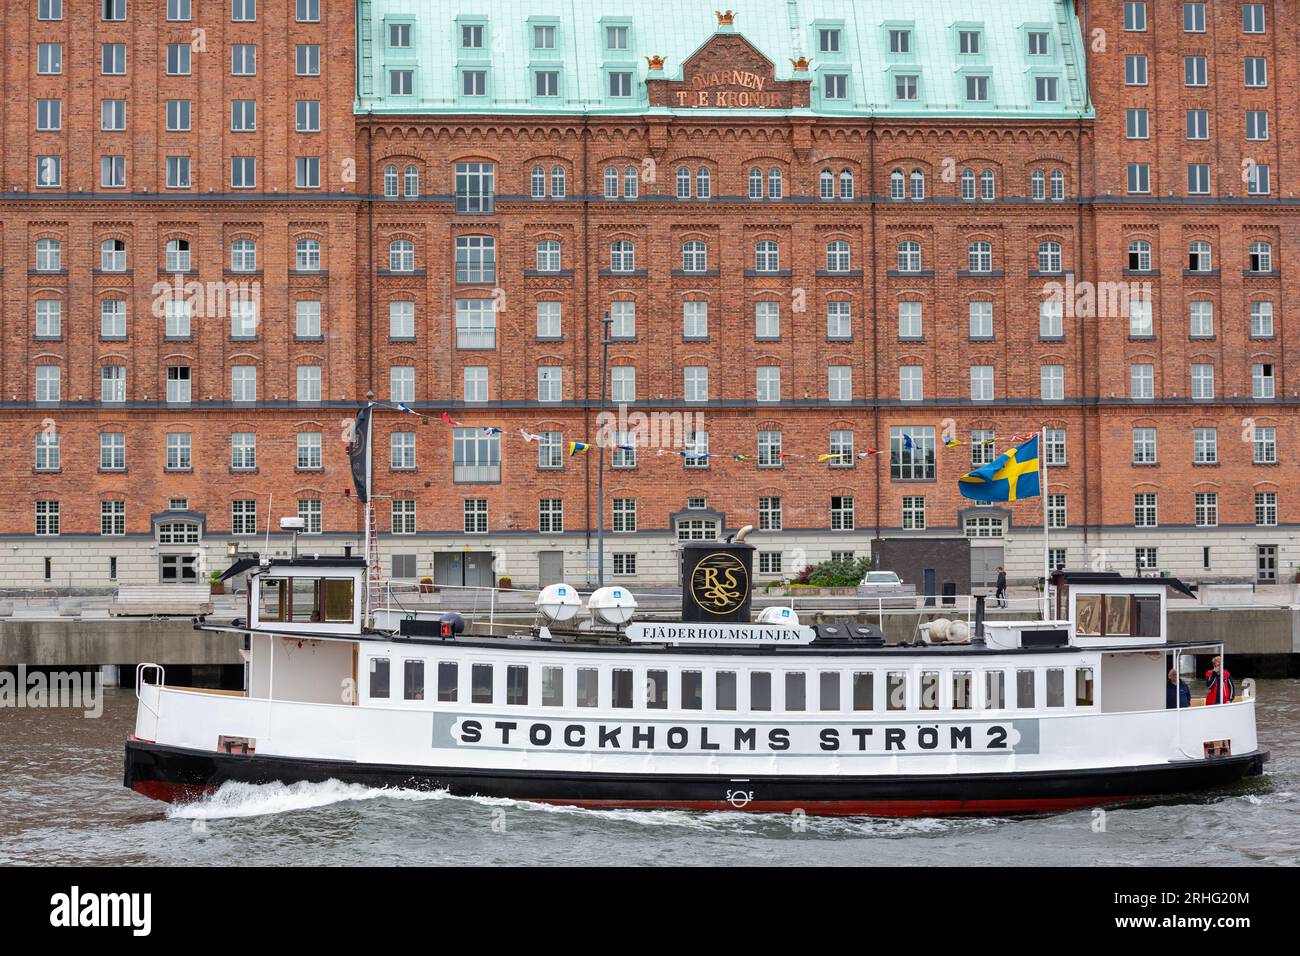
[461,24,484,49]
[533,24,556,49]
[606,25,629,51]
[959,30,980,54]
[819,28,841,53]
[388,23,411,48]
[889,29,910,54]
[1028,31,1049,55]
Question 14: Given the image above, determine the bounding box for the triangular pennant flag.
[944,437,964,448]
[519,428,540,443]
[858,449,881,458]
[568,441,591,457]
[439,411,462,426]
[734,454,752,462]
[481,426,503,435]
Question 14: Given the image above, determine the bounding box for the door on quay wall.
[1257,546,1277,584]
[971,546,1004,589]
[538,551,564,588]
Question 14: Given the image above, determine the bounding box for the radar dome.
[586,586,638,626]
[535,583,581,623]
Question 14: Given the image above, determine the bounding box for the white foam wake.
[165,779,450,820]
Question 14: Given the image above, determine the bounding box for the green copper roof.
[355,0,1092,119]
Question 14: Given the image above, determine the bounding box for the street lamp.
[596,311,613,587]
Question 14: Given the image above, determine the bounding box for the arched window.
[1050,169,1065,200]
[897,240,922,272]
[295,238,321,271]
[531,165,546,199]
[961,168,976,200]
[768,167,783,199]
[755,240,780,272]
[231,238,257,272]
[610,239,636,272]
[404,164,419,197]
[980,168,996,199]
[890,169,905,200]
[535,239,561,272]
[826,240,851,272]
[968,240,993,272]
[1249,241,1273,272]
[682,240,708,272]
[1127,239,1152,272]
[550,165,566,198]
[676,166,691,199]
[388,239,415,272]
[1037,241,1062,273]
[909,169,924,199]
[839,169,854,199]
[696,166,711,199]
[819,169,835,200]
[165,238,190,272]
[100,238,126,272]
[623,166,639,199]
[1031,169,1046,200]
[748,167,764,199]
[383,164,399,198]
[1188,240,1212,272]
[604,166,619,198]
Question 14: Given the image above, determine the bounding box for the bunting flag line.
[519,429,540,443]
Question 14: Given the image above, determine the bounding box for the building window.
[970,430,995,466]
[1245,57,1267,88]
[756,367,781,403]
[1132,428,1157,464]
[100,432,125,470]
[828,301,852,340]
[388,240,415,272]
[891,427,934,480]
[295,238,321,272]
[964,515,1004,538]
[902,496,926,530]
[969,301,993,339]
[899,366,923,402]
[1193,427,1218,464]
[1044,428,1066,466]
[100,299,126,339]
[1189,301,1214,338]
[35,431,60,471]
[1037,241,1062,273]
[539,499,563,534]
[165,432,192,470]
[1194,492,1218,528]
[391,499,416,534]
[390,432,416,470]
[35,366,61,402]
[1248,242,1273,273]
[231,432,257,471]
[296,157,321,190]
[969,365,993,402]
[1040,365,1064,400]
[683,367,709,403]
[388,367,413,403]
[757,431,783,468]
[37,43,63,75]
[454,236,495,284]
[1252,364,1276,400]
[612,498,636,533]
[967,241,992,272]
[1191,364,1215,400]
[232,500,258,536]
[682,240,707,273]
[1127,163,1150,194]
[758,496,782,531]
[231,44,256,76]
[830,496,854,531]
[1255,492,1277,527]
[1040,299,1064,337]
[35,501,60,536]
[897,240,922,272]
[297,432,322,470]
[455,162,495,213]
[610,240,636,273]
[1254,427,1276,465]
[612,553,637,576]
[1134,493,1158,528]
[537,367,562,402]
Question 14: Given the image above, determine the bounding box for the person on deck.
[995,567,1007,608]
[1166,668,1191,709]
[1204,656,1234,705]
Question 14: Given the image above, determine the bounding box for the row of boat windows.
[366,660,1097,712]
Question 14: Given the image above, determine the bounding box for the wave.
[164,779,453,820]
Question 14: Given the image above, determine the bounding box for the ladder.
[365,503,381,622]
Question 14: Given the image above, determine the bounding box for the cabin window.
[612,669,634,708]
[1046,668,1065,707]
[750,672,772,711]
[786,672,807,711]
[646,669,668,709]
[716,671,737,711]
[1075,667,1095,706]
[403,660,425,701]
[681,670,703,710]
[1134,596,1160,637]
[291,578,320,623]
[577,668,599,707]
[323,579,354,622]
[920,671,940,711]
[259,578,286,620]
[886,671,907,710]
[437,661,458,701]
[852,672,874,711]
[952,671,973,709]
[471,663,493,703]
[1104,597,1131,636]
[369,658,390,699]
[985,671,1005,709]
[506,665,528,705]
[1016,669,1036,708]
[818,672,840,711]
[1077,592,1162,637]
[542,666,563,706]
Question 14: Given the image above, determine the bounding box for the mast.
[363,402,380,625]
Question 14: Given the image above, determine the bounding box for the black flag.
[348,405,372,503]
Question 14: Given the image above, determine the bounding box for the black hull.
[124,738,1269,816]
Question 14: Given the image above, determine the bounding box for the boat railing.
[135,662,165,721]
[378,581,1051,632]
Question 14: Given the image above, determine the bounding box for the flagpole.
[364,401,374,626]
[1041,425,1050,619]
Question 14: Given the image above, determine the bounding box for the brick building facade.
[1,1,1297,592]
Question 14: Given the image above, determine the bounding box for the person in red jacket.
[1204,656,1234,705]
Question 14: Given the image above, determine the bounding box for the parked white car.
[855,571,916,604]
[858,571,904,589]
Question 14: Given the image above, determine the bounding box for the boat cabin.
[243,556,367,637]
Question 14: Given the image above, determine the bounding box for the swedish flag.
[958,435,1041,502]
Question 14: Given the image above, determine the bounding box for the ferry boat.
[123,541,1268,816]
